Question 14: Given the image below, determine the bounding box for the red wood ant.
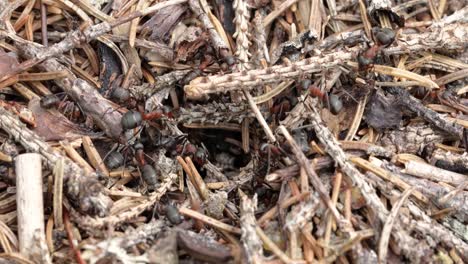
[358,28,395,71]
[121,107,172,130]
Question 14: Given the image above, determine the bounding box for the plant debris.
[0,0,467,263]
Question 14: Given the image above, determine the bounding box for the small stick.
[402,160,467,187]
[241,118,250,153]
[82,136,109,176]
[344,95,368,141]
[244,88,276,142]
[278,125,349,230]
[263,0,300,27]
[239,190,264,263]
[378,187,415,264]
[257,192,310,225]
[16,153,51,264]
[188,0,230,58]
[60,141,94,173]
[358,2,374,34]
[255,226,296,264]
[323,172,342,257]
[1,0,189,82]
[63,209,85,264]
[388,87,463,138]
[179,207,241,234]
[185,157,210,200]
[184,23,468,99]
[351,157,429,203]
[40,0,48,46]
[53,158,64,229]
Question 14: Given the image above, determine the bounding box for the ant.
[357,27,396,71]
[104,140,159,191]
[40,93,85,121]
[120,106,173,131]
[153,133,209,167]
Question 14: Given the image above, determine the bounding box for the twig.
[378,187,415,264]
[0,107,112,216]
[402,160,467,187]
[255,226,297,264]
[324,172,342,257]
[39,0,47,46]
[15,153,51,264]
[10,35,123,139]
[303,98,429,260]
[184,23,468,99]
[350,157,429,203]
[263,0,300,27]
[53,157,64,229]
[64,209,85,264]
[278,125,350,231]
[239,191,264,264]
[244,88,276,142]
[389,87,463,138]
[188,0,230,58]
[179,207,241,234]
[0,0,189,82]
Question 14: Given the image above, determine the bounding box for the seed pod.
[374,28,395,47]
[105,151,124,169]
[121,110,142,130]
[329,94,343,115]
[111,87,130,102]
[165,204,183,225]
[40,94,60,109]
[141,164,158,190]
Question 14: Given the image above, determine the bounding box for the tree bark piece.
[403,160,467,187]
[239,191,264,264]
[15,153,51,264]
[0,107,113,216]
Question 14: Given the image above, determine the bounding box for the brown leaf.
[29,98,100,141]
[0,51,19,76]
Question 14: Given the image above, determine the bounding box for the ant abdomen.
[165,204,183,225]
[121,110,142,130]
[105,151,124,169]
[141,164,158,190]
[111,87,131,103]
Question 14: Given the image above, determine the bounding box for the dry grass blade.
[179,207,241,234]
[17,70,69,81]
[378,187,415,264]
[347,62,439,89]
[253,80,294,104]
